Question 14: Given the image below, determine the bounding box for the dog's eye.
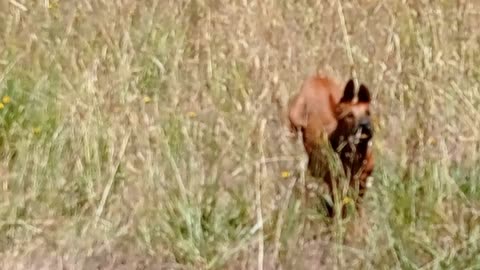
[345,112,355,121]
[366,110,371,116]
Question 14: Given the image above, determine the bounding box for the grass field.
[1,0,480,269]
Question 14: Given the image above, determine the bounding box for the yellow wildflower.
[281,171,291,178]
[143,96,152,104]
[48,0,58,9]
[342,196,354,206]
[187,111,197,118]
[33,127,42,135]
[0,103,4,110]
[2,96,11,104]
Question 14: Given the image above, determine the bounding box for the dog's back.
[288,75,343,156]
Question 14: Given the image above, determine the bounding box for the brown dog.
[288,74,374,217]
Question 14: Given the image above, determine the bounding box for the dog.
[288,74,374,217]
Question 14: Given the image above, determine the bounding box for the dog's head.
[331,79,373,150]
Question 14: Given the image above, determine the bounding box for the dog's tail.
[287,92,307,139]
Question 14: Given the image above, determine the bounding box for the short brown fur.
[288,74,375,217]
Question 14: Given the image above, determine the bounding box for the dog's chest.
[337,142,369,175]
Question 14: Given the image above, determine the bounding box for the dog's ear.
[358,84,371,103]
[340,79,355,103]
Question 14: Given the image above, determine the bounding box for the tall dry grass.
[0,0,479,269]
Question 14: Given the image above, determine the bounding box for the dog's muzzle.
[356,118,373,141]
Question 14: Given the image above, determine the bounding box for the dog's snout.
[358,117,371,129]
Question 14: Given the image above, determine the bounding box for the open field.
[1,0,480,269]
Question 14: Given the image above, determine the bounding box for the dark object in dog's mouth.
[353,127,373,144]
